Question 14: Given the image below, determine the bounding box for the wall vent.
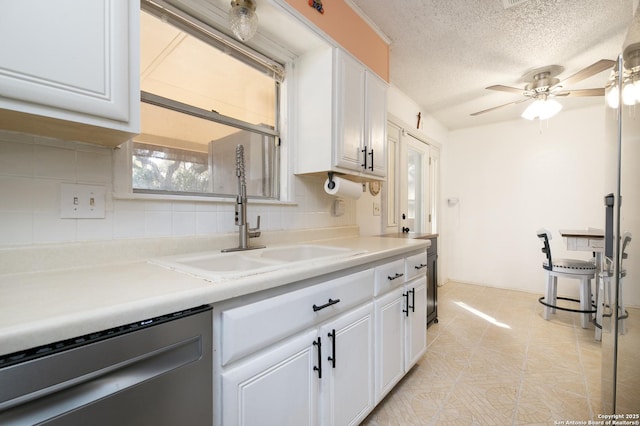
[502,0,529,9]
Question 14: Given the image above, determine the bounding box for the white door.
[221,329,318,426]
[374,287,405,403]
[400,136,430,233]
[319,303,374,426]
[405,277,428,368]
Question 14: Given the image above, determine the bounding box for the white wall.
[387,84,448,145]
[442,105,609,296]
[357,84,450,237]
[0,130,356,247]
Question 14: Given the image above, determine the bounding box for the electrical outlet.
[60,183,106,219]
[373,202,381,216]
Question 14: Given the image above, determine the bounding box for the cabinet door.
[0,0,139,145]
[222,329,318,426]
[334,50,365,172]
[365,72,387,177]
[405,277,428,368]
[374,287,405,403]
[320,304,374,426]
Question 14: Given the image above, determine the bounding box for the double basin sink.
[150,244,366,281]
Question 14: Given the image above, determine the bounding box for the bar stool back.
[595,232,632,340]
[537,229,597,328]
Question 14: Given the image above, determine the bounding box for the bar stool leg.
[579,277,591,329]
[544,273,555,320]
[595,274,605,341]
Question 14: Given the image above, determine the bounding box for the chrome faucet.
[222,145,264,252]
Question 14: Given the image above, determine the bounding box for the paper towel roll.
[324,176,362,200]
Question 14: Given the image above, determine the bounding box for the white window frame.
[114,0,295,204]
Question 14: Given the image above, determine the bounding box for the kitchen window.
[133,3,283,199]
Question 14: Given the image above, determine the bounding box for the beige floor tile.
[362,281,603,426]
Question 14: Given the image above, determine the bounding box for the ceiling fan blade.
[470,98,530,116]
[551,59,615,89]
[486,84,525,94]
[556,88,606,97]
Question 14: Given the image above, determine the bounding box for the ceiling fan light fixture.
[605,83,620,109]
[622,81,636,106]
[521,98,562,121]
[229,0,258,42]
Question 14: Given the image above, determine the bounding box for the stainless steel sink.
[149,244,365,281]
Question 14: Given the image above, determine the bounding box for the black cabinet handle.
[327,329,336,368]
[414,263,427,270]
[361,147,368,169]
[313,337,322,379]
[409,288,415,313]
[402,292,409,317]
[313,298,340,312]
[387,273,404,281]
[368,148,374,171]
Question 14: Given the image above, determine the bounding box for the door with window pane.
[399,136,430,234]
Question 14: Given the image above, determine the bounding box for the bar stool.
[537,229,597,328]
[595,232,631,341]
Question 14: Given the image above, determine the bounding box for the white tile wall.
[0,131,357,247]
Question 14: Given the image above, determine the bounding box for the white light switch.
[60,183,106,219]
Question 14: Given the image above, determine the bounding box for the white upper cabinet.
[365,70,388,175]
[0,0,140,147]
[295,46,387,180]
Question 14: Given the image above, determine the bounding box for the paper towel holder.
[327,172,336,190]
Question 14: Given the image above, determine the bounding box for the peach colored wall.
[284,0,389,82]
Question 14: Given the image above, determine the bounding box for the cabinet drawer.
[221,269,374,366]
[374,259,405,296]
[405,252,428,281]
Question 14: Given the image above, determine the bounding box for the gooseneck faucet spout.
[222,145,264,252]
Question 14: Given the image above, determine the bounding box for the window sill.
[112,191,297,206]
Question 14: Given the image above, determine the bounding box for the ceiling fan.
[470,59,616,119]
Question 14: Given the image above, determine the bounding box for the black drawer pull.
[313,298,341,312]
[409,288,415,313]
[402,291,409,317]
[387,273,404,281]
[414,263,427,270]
[327,329,336,368]
[313,337,322,379]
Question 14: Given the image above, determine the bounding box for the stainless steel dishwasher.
[0,305,212,425]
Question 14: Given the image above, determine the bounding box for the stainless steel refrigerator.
[602,4,640,414]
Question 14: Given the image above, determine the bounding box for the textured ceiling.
[350,0,636,130]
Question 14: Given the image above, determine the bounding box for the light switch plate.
[60,183,106,219]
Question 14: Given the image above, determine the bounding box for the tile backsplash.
[0,130,356,247]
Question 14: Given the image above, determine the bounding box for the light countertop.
[0,236,429,355]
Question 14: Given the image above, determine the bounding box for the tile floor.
[362,281,607,425]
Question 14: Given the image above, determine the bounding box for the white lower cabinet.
[374,253,428,403]
[406,277,428,368]
[374,287,405,402]
[319,303,374,426]
[215,250,427,426]
[221,329,318,426]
